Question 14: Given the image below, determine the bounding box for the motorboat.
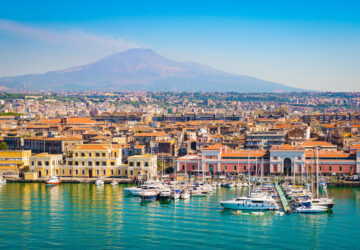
[140,185,160,201]
[294,202,328,213]
[219,193,279,211]
[111,180,118,186]
[172,189,180,200]
[95,178,104,186]
[46,176,62,185]
[159,187,172,200]
[309,197,334,209]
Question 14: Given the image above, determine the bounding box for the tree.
[0,142,7,150]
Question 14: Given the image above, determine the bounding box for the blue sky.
[1,0,360,91]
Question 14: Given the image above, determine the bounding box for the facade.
[177,143,360,176]
[244,131,285,150]
[64,144,122,178]
[30,153,63,178]
[0,150,31,177]
[24,136,83,154]
[126,154,157,180]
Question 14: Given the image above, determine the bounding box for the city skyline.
[1,0,360,92]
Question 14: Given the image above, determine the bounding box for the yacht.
[46,176,62,185]
[181,189,191,199]
[124,186,142,196]
[159,186,172,200]
[219,194,279,211]
[294,202,328,213]
[309,197,334,209]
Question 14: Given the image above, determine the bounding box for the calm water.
[0,183,359,249]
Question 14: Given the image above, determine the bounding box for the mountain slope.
[0,48,301,92]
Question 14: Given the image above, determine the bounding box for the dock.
[275,183,291,214]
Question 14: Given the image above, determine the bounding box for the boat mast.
[248,151,250,196]
[316,147,319,198]
[260,157,263,191]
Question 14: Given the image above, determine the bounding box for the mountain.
[0,48,302,92]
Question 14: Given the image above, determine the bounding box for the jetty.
[275,183,291,214]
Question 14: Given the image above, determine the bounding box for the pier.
[275,183,291,214]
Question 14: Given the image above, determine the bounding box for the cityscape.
[1,1,360,249]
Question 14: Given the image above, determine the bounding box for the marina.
[0,182,359,249]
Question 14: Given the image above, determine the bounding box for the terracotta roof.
[305,151,355,158]
[75,144,108,150]
[271,144,303,151]
[301,140,336,147]
[203,143,226,150]
[66,117,96,124]
[222,150,266,157]
[134,132,167,137]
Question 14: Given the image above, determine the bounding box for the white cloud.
[0,19,137,52]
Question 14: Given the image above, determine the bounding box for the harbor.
[0,182,359,249]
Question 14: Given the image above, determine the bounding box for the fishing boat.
[46,176,62,185]
[294,202,328,213]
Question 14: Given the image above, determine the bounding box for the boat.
[294,202,328,213]
[159,187,172,200]
[95,178,104,186]
[219,194,279,211]
[0,176,6,184]
[172,189,180,200]
[180,190,191,199]
[140,185,160,201]
[46,176,62,185]
[124,186,142,196]
[111,180,118,186]
[309,197,334,209]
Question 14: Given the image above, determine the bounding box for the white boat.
[0,176,6,184]
[219,194,279,211]
[159,187,172,200]
[181,190,191,199]
[294,202,328,213]
[309,197,334,209]
[172,190,180,200]
[46,176,62,185]
[111,180,118,186]
[191,188,207,197]
[140,185,160,201]
[95,179,104,186]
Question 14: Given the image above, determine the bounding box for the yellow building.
[125,154,157,180]
[29,153,63,178]
[64,144,123,178]
[0,150,31,177]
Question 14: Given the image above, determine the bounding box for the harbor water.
[0,183,359,249]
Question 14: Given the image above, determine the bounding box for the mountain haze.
[0,48,301,92]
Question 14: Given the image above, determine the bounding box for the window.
[88,161,92,166]
[319,166,322,171]
[111,170,114,175]
[125,170,128,175]
[114,152,117,157]
[339,166,342,171]
[68,161,72,166]
[38,161,42,166]
[96,153,100,157]
[329,166,332,171]
[75,152,78,157]
[145,162,149,167]
[81,153,85,157]
[75,170,78,175]
[234,165,237,171]
[138,171,140,175]
[69,170,72,174]
[182,165,185,170]
[96,161,100,166]
[62,169,65,175]
[129,162,134,167]
[102,161,106,166]
[244,166,246,170]
[137,162,141,167]
[118,170,121,175]
[224,166,227,170]
[75,161,78,166]
[82,170,85,175]
[111,162,115,166]
[103,170,106,175]
[46,170,49,175]
[31,161,34,166]
[130,170,133,175]
[97,170,100,175]
[56,170,58,175]
[210,156,212,159]
[89,152,92,157]
[192,165,195,170]
[102,153,106,157]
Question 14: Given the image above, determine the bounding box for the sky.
[0,0,360,91]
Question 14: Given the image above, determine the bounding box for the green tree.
[0,141,7,150]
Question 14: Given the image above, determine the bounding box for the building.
[0,150,31,177]
[176,143,360,176]
[29,153,63,178]
[244,130,285,150]
[125,154,157,180]
[24,136,83,154]
[64,144,123,178]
